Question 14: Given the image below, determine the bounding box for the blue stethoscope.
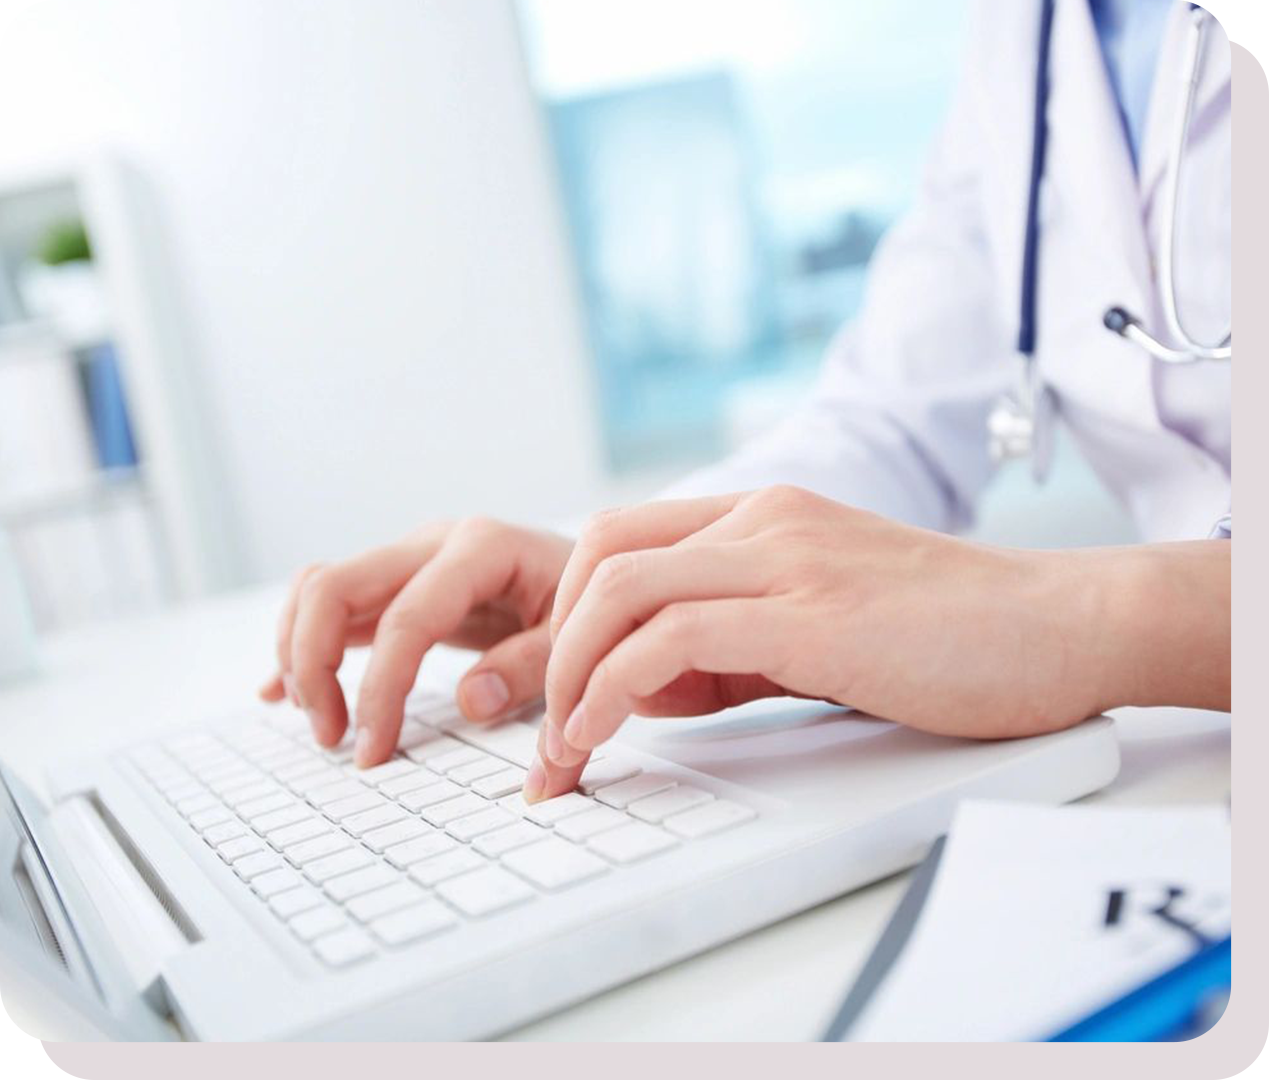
[988,0,1232,468]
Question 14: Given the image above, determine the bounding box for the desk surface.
[0,588,1232,1042]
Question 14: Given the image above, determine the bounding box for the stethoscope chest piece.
[988,376,1056,483]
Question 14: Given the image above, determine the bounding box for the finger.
[354,522,521,766]
[523,724,590,804]
[551,495,744,642]
[457,624,551,723]
[290,543,433,747]
[272,563,325,704]
[258,673,286,702]
[564,598,781,754]
[543,542,763,766]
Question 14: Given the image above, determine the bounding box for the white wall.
[0,0,609,583]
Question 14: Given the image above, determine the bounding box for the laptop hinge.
[49,794,198,1014]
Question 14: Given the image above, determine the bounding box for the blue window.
[518,0,966,470]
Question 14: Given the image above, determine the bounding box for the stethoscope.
[988,0,1232,471]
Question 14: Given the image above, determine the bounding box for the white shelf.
[0,467,148,526]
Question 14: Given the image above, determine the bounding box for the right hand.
[259,519,573,768]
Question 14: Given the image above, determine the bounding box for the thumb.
[456,624,551,723]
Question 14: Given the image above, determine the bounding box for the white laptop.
[0,678,1119,1041]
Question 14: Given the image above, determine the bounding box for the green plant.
[36,218,93,266]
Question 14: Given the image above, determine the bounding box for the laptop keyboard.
[125,692,756,970]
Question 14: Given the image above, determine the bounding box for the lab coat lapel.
[1041,0,1157,427]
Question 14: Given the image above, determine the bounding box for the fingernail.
[304,707,321,739]
[523,758,547,803]
[563,702,586,745]
[544,722,565,764]
[354,727,374,767]
[284,674,300,708]
[462,671,510,720]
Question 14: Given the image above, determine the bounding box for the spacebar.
[450,721,539,768]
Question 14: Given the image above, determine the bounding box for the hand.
[528,485,1129,801]
[260,519,572,766]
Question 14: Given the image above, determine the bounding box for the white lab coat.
[670,0,1231,543]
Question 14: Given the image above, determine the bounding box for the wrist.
[1058,543,1231,715]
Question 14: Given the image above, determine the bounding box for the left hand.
[527,485,1117,801]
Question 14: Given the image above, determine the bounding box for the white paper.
[850,800,1231,1042]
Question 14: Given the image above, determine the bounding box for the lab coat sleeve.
[662,4,1014,532]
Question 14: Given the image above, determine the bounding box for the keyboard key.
[447,755,508,786]
[163,780,205,804]
[370,901,458,946]
[362,817,431,853]
[324,792,388,820]
[269,817,331,849]
[472,821,548,857]
[189,805,235,831]
[419,793,487,827]
[404,687,450,715]
[408,847,486,886]
[175,792,220,817]
[456,721,539,769]
[251,745,312,770]
[207,769,264,796]
[203,820,248,845]
[384,832,458,869]
[289,908,347,944]
[324,864,400,903]
[395,721,436,751]
[198,759,255,785]
[254,804,314,835]
[303,847,374,884]
[593,774,676,810]
[435,866,533,917]
[269,885,325,919]
[404,735,464,764]
[343,803,408,837]
[224,781,281,808]
[324,740,358,765]
[555,806,630,843]
[346,881,426,923]
[378,769,441,798]
[275,757,333,783]
[306,779,368,807]
[286,832,352,865]
[427,747,485,774]
[233,850,284,880]
[446,806,516,842]
[587,822,678,864]
[251,867,303,899]
[312,927,376,967]
[286,767,347,794]
[352,759,419,786]
[217,835,265,861]
[663,799,756,839]
[578,758,642,796]
[399,780,463,811]
[470,767,527,800]
[237,792,295,820]
[518,791,594,826]
[627,786,713,824]
[501,838,608,891]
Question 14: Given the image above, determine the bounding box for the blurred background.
[0,0,1134,660]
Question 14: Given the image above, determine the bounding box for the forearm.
[1076,541,1231,714]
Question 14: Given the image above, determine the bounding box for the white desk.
[0,588,1232,1041]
